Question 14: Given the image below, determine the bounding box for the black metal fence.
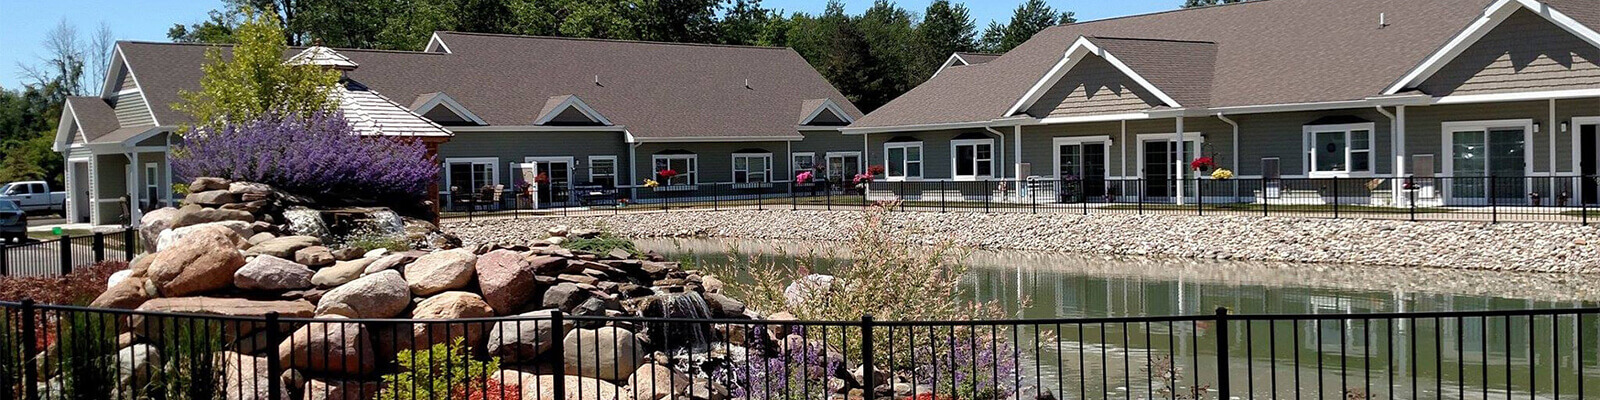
[0,230,139,277]
[3,300,1597,400]
[445,176,1600,225]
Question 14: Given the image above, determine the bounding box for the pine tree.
[980,0,1075,54]
[913,0,977,78]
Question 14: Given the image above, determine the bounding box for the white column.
[1395,106,1408,207]
[1176,116,1186,205]
[1551,98,1558,176]
[1013,125,1023,179]
[126,152,143,226]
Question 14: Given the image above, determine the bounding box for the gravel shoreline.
[443,210,1600,274]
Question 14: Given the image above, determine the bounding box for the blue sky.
[0,0,1181,91]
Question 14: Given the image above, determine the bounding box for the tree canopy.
[166,0,1082,113]
[173,9,340,131]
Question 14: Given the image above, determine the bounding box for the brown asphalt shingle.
[64,97,122,142]
[117,32,860,140]
[854,0,1590,128]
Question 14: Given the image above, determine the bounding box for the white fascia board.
[1004,37,1183,117]
[799,98,856,125]
[447,125,627,132]
[121,126,173,147]
[931,53,969,78]
[424,33,453,54]
[1036,112,1154,125]
[534,95,613,126]
[840,120,1000,135]
[633,136,803,143]
[1384,0,1600,95]
[1433,88,1600,104]
[413,93,487,125]
[98,46,126,99]
[53,102,81,152]
[1206,99,1379,114]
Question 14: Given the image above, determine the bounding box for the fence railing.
[442,176,1600,225]
[2,300,1595,400]
[0,230,138,277]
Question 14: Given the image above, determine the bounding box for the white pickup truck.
[0,181,66,215]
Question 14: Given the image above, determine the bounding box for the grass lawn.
[27,228,95,240]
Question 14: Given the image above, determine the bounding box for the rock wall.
[445,210,1600,273]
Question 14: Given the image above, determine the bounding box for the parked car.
[0,181,65,215]
[0,199,25,243]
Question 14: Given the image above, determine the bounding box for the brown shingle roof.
[855,0,1586,128]
[954,52,1001,65]
[1085,37,1216,108]
[117,32,860,140]
[64,97,121,142]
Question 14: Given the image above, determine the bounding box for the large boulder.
[190,177,231,192]
[623,363,691,400]
[234,255,315,291]
[563,327,645,381]
[157,220,253,252]
[701,293,746,318]
[542,283,592,312]
[91,276,153,309]
[145,224,247,297]
[362,253,414,275]
[109,344,163,398]
[131,297,314,340]
[311,258,375,288]
[278,315,374,375]
[486,310,573,363]
[476,249,541,314]
[247,236,323,259]
[185,190,237,207]
[316,270,410,318]
[138,207,179,252]
[495,371,622,400]
[405,249,477,296]
[170,204,255,229]
[215,351,290,400]
[304,379,379,400]
[411,291,494,346]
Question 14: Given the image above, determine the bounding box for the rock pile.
[71,215,768,400]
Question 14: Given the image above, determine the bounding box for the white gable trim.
[1383,0,1600,95]
[99,44,162,126]
[122,126,173,148]
[53,101,84,152]
[931,53,972,78]
[1004,37,1183,118]
[800,98,855,125]
[413,93,486,125]
[424,33,453,54]
[535,95,613,126]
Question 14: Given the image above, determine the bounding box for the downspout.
[786,140,794,194]
[983,126,1007,179]
[124,151,141,227]
[1216,113,1239,201]
[1013,126,1022,179]
[1175,116,1185,205]
[1121,120,1128,180]
[1376,106,1399,205]
[1551,98,1558,177]
[628,142,641,200]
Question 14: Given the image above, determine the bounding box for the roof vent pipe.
[594,75,601,86]
[1379,13,1389,28]
[745,79,752,89]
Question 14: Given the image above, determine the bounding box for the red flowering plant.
[656,169,679,181]
[1190,156,1217,172]
[534,172,550,185]
[867,165,887,176]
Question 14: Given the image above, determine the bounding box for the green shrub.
[337,227,413,253]
[380,337,502,400]
[562,233,638,257]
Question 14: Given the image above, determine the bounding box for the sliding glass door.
[1446,122,1528,203]
[1056,140,1107,201]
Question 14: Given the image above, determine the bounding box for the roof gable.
[1023,53,1166,118]
[536,95,611,126]
[1007,37,1191,117]
[799,98,854,126]
[1386,0,1600,94]
[1417,8,1600,97]
[410,92,486,125]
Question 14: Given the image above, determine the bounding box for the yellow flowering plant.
[643,179,660,188]
[1211,168,1234,180]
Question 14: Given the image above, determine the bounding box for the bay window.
[732,151,773,184]
[884,141,923,180]
[1303,123,1374,177]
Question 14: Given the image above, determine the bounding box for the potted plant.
[1058,174,1083,203]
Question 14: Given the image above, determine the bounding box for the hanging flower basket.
[1190,156,1216,172]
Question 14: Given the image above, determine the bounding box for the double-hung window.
[446,157,499,195]
[588,156,617,187]
[792,153,816,182]
[652,153,698,185]
[1303,123,1374,177]
[884,141,923,180]
[732,152,773,184]
[951,138,995,180]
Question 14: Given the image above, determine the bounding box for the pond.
[638,238,1600,400]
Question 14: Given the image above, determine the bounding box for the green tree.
[720,0,779,45]
[173,9,340,131]
[913,0,977,78]
[1183,0,1252,8]
[852,0,916,111]
[980,0,1075,53]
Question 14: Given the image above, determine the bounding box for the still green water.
[639,238,1600,400]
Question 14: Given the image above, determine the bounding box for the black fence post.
[1409,182,1418,222]
[124,228,137,258]
[985,181,992,213]
[1196,178,1204,217]
[791,182,798,211]
[860,314,877,396]
[1585,187,1591,225]
[552,311,568,400]
[1491,176,1499,224]
[1214,307,1231,400]
[1261,178,1269,218]
[1332,177,1341,220]
[21,298,38,400]
[940,180,947,213]
[59,234,72,276]
[1137,179,1145,215]
[92,232,105,263]
[1,241,9,276]
[757,185,764,211]
[265,311,283,400]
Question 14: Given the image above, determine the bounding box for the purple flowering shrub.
[909,332,1021,400]
[715,330,842,400]
[172,112,436,201]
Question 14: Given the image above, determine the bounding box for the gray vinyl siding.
[94,154,129,225]
[1419,9,1600,97]
[1019,121,1123,179]
[1403,100,1582,175]
[134,131,170,147]
[792,130,863,156]
[1025,55,1163,118]
[435,130,630,188]
[1229,109,1394,177]
[112,90,155,127]
[864,129,999,180]
[111,67,138,92]
[632,141,789,185]
[68,123,85,145]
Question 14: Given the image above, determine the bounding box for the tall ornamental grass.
[172,112,437,201]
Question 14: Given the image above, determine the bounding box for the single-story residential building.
[55,32,862,225]
[844,0,1600,207]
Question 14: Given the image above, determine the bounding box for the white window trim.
[883,142,924,181]
[1302,123,1377,178]
[1570,117,1600,176]
[1052,136,1112,182]
[731,152,775,185]
[950,138,996,181]
[1441,119,1535,178]
[825,151,865,182]
[1134,133,1205,180]
[443,157,500,194]
[792,152,816,180]
[588,155,618,185]
[651,154,699,186]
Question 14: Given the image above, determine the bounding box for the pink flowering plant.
[172,111,437,201]
[796,171,814,184]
